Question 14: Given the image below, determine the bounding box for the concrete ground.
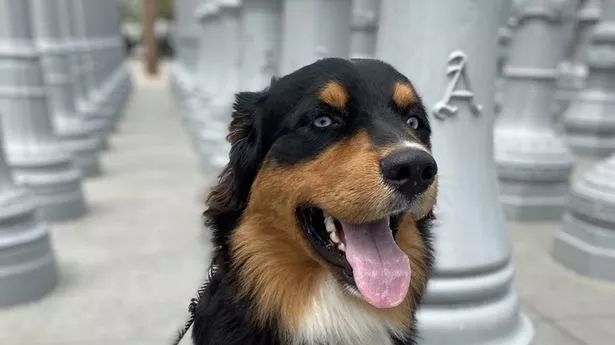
[0,62,614,345]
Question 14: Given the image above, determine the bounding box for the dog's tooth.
[324,216,336,233]
[330,231,340,244]
[338,243,346,252]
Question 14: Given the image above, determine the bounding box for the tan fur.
[230,130,437,335]
[319,81,349,110]
[393,82,417,108]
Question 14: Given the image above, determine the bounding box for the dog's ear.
[204,90,267,236]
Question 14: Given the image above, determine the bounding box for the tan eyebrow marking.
[393,81,417,108]
[319,80,349,111]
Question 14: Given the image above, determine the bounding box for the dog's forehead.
[265,58,418,114]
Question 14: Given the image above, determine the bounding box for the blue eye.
[406,116,420,129]
[313,116,334,128]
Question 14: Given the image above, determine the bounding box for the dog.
[191,58,438,345]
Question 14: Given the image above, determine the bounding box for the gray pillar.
[495,0,578,221]
[350,0,380,59]
[555,0,600,118]
[564,0,615,158]
[193,0,242,173]
[29,0,104,177]
[0,0,86,222]
[190,2,228,175]
[553,153,615,281]
[377,1,533,344]
[239,0,282,90]
[0,118,58,307]
[279,0,352,74]
[63,0,114,145]
[69,0,115,137]
[171,0,201,99]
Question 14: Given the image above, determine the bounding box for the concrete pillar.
[29,0,104,177]
[563,0,615,157]
[63,0,114,144]
[0,117,58,307]
[495,0,514,114]
[0,0,87,222]
[495,0,578,221]
[192,0,242,173]
[239,0,282,91]
[553,153,615,281]
[171,0,201,99]
[350,0,380,59]
[377,1,533,344]
[279,0,352,74]
[555,0,600,118]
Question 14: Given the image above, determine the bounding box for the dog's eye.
[313,116,334,128]
[406,116,420,130]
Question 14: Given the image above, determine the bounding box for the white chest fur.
[291,277,406,345]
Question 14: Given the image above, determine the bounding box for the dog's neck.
[290,276,407,345]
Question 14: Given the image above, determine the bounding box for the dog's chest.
[291,279,401,345]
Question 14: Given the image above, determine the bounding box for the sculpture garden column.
[239,0,282,91]
[350,0,380,59]
[0,117,58,307]
[552,1,615,282]
[29,0,104,177]
[555,0,600,121]
[563,0,615,157]
[0,0,87,221]
[193,0,242,173]
[65,0,114,143]
[279,0,352,74]
[377,0,533,344]
[495,0,578,221]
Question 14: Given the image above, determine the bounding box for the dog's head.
[205,58,438,330]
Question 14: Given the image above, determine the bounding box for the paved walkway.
[0,62,614,345]
[0,62,213,345]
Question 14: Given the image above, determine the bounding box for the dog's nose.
[381,148,438,197]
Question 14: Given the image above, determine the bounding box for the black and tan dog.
[192,58,439,345]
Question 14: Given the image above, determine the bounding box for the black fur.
[191,58,436,345]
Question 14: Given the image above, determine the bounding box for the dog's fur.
[191,58,438,345]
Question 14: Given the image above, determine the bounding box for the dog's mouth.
[297,206,410,309]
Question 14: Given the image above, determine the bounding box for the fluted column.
[239,0,282,91]
[495,0,578,221]
[29,0,104,177]
[0,0,86,222]
[377,1,533,344]
[350,0,380,59]
[564,0,615,157]
[279,0,352,74]
[0,117,58,307]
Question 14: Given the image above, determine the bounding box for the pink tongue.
[341,218,411,309]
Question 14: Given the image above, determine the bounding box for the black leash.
[171,261,219,345]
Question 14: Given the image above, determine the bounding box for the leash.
[171,260,219,345]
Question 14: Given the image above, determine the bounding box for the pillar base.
[56,118,104,178]
[563,90,615,158]
[496,131,573,221]
[553,212,615,281]
[11,156,87,222]
[499,181,569,221]
[417,262,534,345]
[0,190,58,307]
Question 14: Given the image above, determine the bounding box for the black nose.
[380,148,438,197]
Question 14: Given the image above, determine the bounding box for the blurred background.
[0,0,614,345]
